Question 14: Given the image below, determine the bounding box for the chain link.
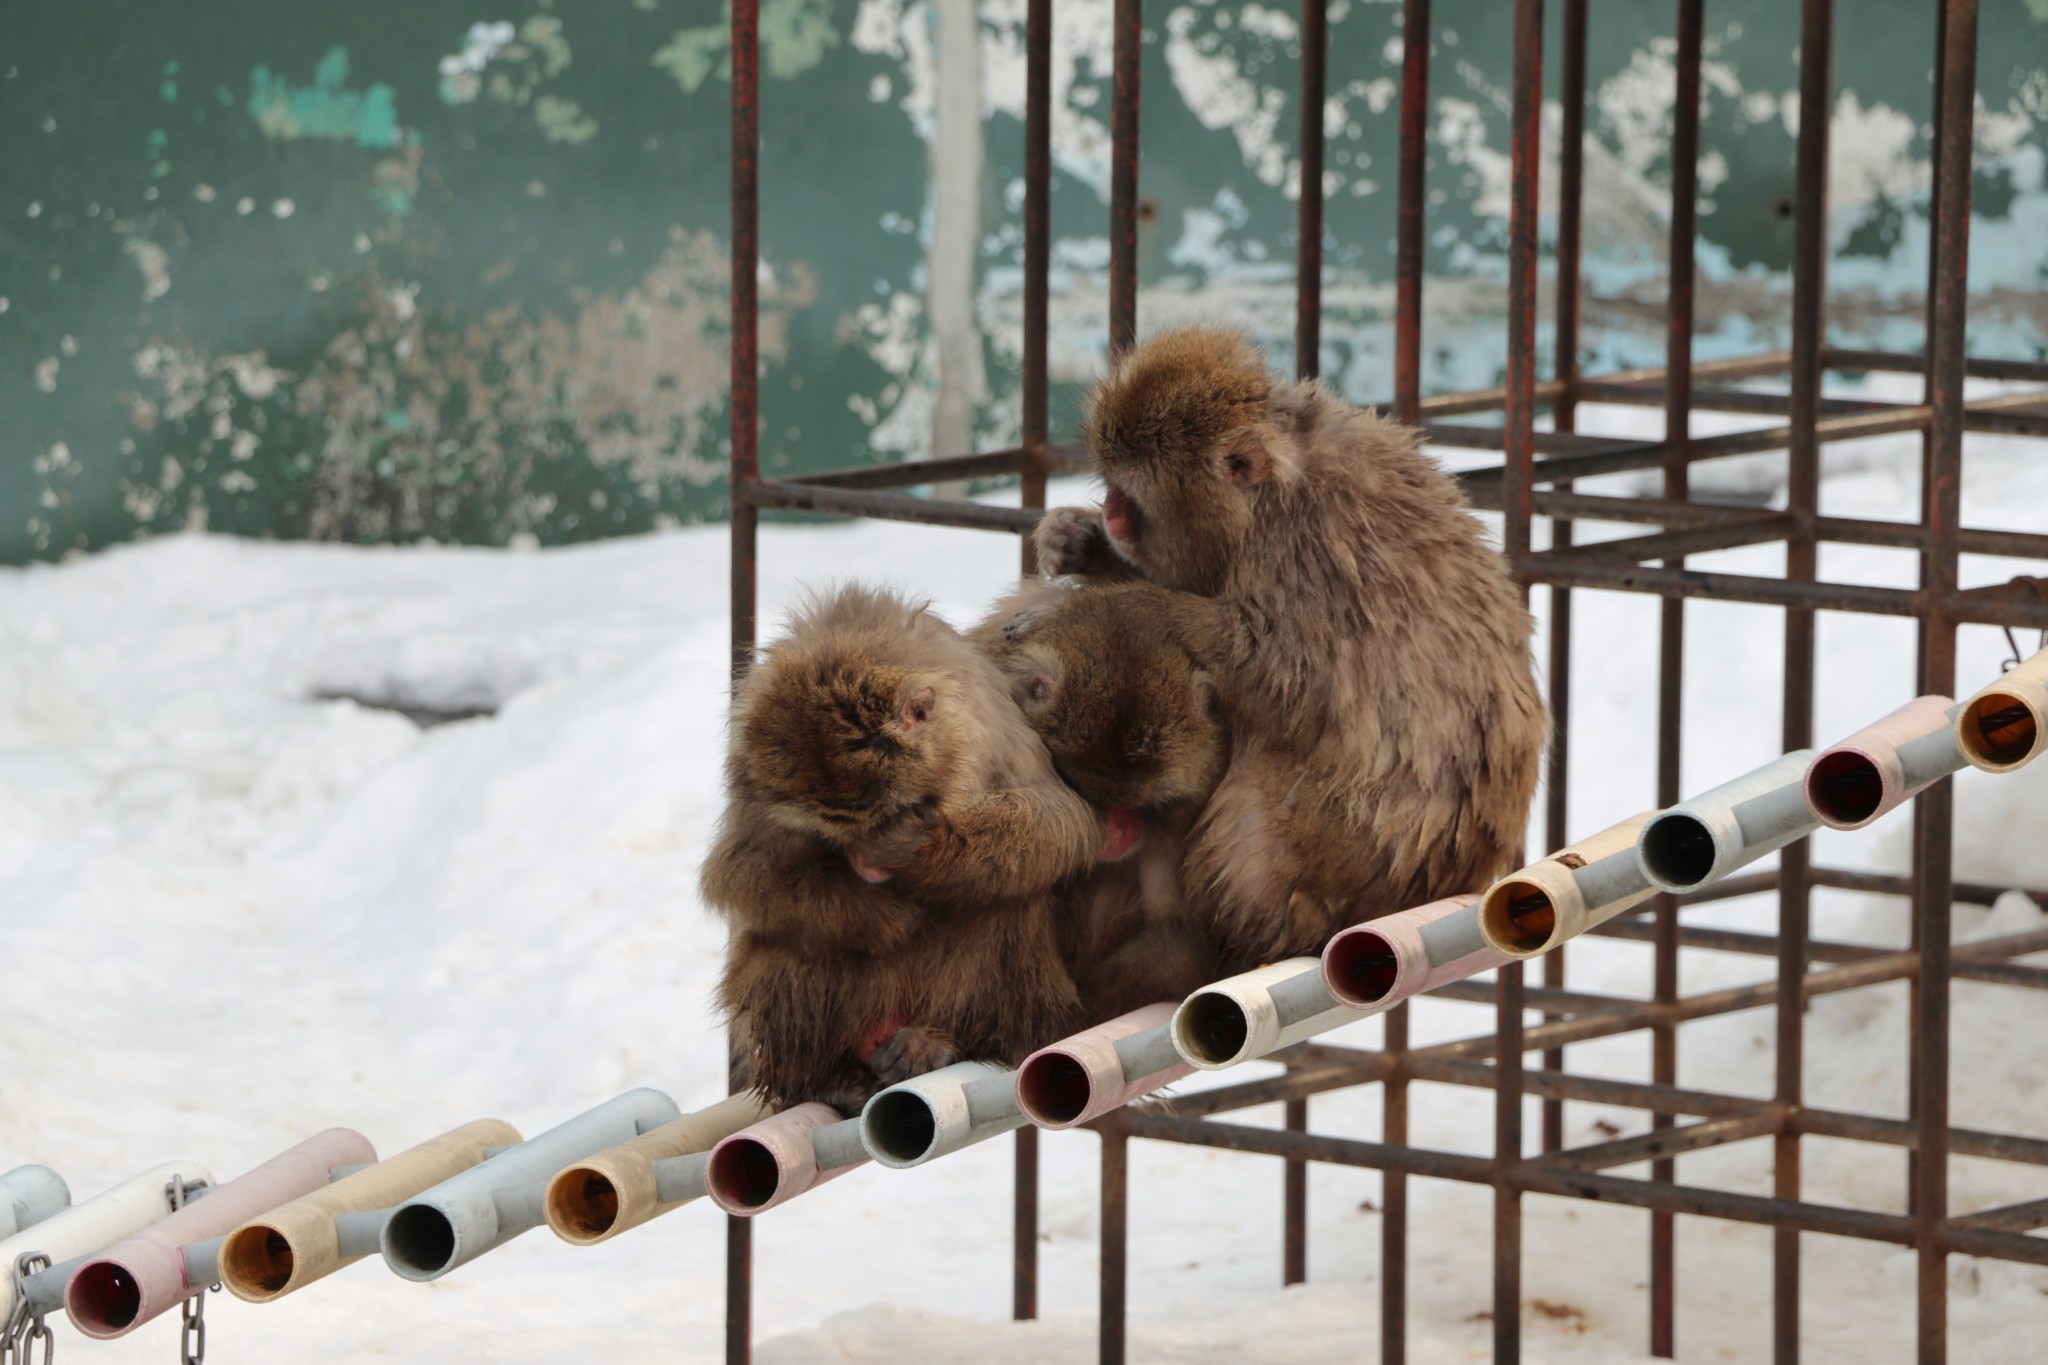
[179,1287,206,1365]
[5,1252,55,1365]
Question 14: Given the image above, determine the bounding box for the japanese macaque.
[1034,326,1546,965]
[973,578,1231,1018]
[701,585,1103,1111]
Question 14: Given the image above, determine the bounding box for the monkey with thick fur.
[701,585,1104,1111]
[972,578,1233,1018]
[1030,326,1546,966]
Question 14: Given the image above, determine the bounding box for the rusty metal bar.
[1013,1124,1038,1322]
[1533,515,1798,566]
[1576,380,2048,436]
[1950,1197,2048,1234]
[1296,0,1326,382]
[1283,1097,1308,1285]
[1827,347,2048,384]
[1100,1127,1128,1365]
[787,449,1030,491]
[739,478,1042,533]
[1108,0,1142,361]
[1018,0,1053,580]
[1540,1112,1781,1173]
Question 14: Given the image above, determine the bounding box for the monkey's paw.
[866,1025,962,1086]
[1002,606,1041,642]
[1034,505,1113,578]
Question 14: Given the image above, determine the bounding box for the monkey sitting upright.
[972,578,1232,1019]
[700,585,1104,1111]
[1033,326,1546,966]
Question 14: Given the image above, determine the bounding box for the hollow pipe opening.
[221,1224,296,1297]
[1963,692,2037,768]
[707,1138,783,1210]
[549,1168,620,1240]
[1323,930,1401,1003]
[67,1262,140,1332]
[1481,879,1560,955]
[383,1204,459,1277]
[1176,991,1250,1065]
[1016,1051,1092,1126]
[1807,749,1885,826]
[864,1090,939,1164]
[1640,812,1716,890]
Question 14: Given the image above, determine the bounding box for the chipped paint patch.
[438,16,598,143]
[248,47,403,148]
[125,239,172,301]
[656,0,839,93]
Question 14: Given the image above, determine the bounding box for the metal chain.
[4,1252,55,1365]
[179,1287,206,1365]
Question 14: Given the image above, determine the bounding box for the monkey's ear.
[1220,430,1281,487]
[1026,672,1058,707]
[898,685,936,730]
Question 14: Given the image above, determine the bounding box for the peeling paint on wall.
[247,48,404,148]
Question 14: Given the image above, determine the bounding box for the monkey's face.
[1084,326,1291,597]
[734,653,954,856]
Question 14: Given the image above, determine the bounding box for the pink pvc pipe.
[1014,1002,1192,1130]
[1804,694,1962,831]
[1321,894,1497,1011]
[66,1129,373,1339]
[704,1104,859,1217]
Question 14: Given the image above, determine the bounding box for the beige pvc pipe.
[1804,695,1964,830]
[1954,646,2048,774]
[218,1119,519,1304]
[1014,1004,1192,1130]
[705,1105,866,1216]
[545,1094,771,1246]
[1322,894,1499,1007]
[0,1165,68,1241]
[1477,812,1661,958]
[67,1129,373,1339]
[1171,959,1352,1070]
[0,1161,208,1325]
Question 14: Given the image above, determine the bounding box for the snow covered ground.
[4,381,2048,1362]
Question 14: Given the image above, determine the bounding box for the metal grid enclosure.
[722,2,2048,1361]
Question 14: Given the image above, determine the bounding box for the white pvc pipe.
[0,1165,68,1242]
[544,1094,771,1246]
[1804,695,1964,830]
[0,1160,209,1324]
[1323,894,1502,1006]
[220,1119,521,1303]
[1477,812,1661,958]
[1171,959,1352,1071]
[860,1062,1026,1168]
[1954,646,2048,774]
[68,1130,372,1339]
[705,1105,866,1216]
[1636,750,1819,894]
[1015,1003,1192,1130]
[380,1088,680,1282]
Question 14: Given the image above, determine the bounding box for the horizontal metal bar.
[1825,347,2048,384]
[1521,558,2048,630]
[787,442,1091,490]
[1426,424,1641,456]
[1585,919,2048,990]
[1530,514,1797,565]
[1809,866,2045,909]
[738,477,1041,533]
[1950,1196,2048,1234]
[1537,1111,1781,1171]
[1511,1164,1916,1246]
[1577,380,2048,437]
[1464,407,1935,488]
[1944,1225,2048,1267]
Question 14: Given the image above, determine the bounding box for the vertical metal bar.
[1650,4,1703,1356]
[1014,1126,1040,1320]
[726,5,760,1363]
[1099,1129,1129,1365]
[1018,0,1053,578]
[1283,1098,1308,1285]
[1391,0,1432,425]
[1108,0,1143,361]
[1541,0,1590,1158]
[1296,0,1328,380]
[1917,5,1976,1359]
[1777,4,1834,1359]
[1494,962,1527,1363]
[1386,5,1432,1357]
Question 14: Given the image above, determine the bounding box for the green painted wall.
[3,1,2046,563]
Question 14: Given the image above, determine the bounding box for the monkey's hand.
[866,1024,961,1086]
[847,803,941,882]
[894,787,1101,901]
[1034,506,1136,580]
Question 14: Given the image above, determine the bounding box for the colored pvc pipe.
[1015,1004,1192,1130]
[1324,893,1501,1005]
[219,1119,521,1303]
[545,1094,771,1246]
[1636,750,1819,895]
[380,1088,679,1282]
[0,1165,68,1242]
[67,1130,371,1339]
[0,1160,209,1324]
[1954,646,2048,774]
[1804,695,1964,831]
[861,1062,1026,1168]
[1477,812,1661,959]
[705,1105,866,1216]
[1171,958,1351,1071]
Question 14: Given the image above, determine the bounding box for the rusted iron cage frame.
[722,1,2048,1362]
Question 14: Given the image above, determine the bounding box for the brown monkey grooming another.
[973,579,1232,1018]
[1035,326,1546,966]
[701,585,1103,1111]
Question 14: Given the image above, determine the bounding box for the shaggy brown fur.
[701,585,1103,1110]
[972,579,1231,1017]
[1035,326,1547,965]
